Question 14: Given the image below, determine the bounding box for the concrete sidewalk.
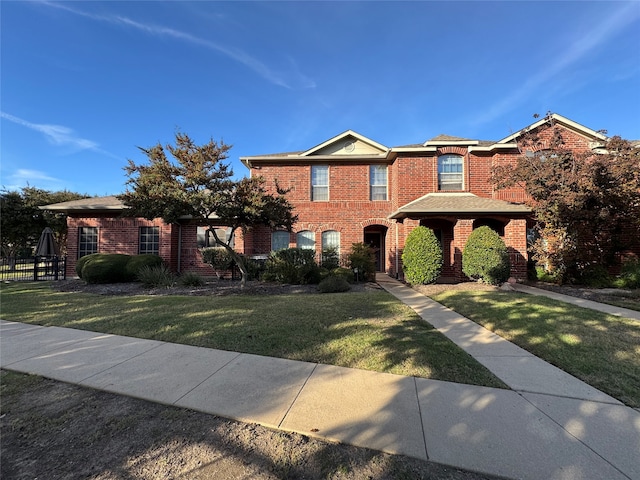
[2,279,639,480]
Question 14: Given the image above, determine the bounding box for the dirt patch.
[1,371,501,480]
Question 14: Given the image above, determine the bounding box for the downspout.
[177,223,182,274]
[395,222,399,279]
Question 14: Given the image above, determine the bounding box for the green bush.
[576,264,613,287]
[179,272,205,287]
[321,247,340,270]
[80,253,133,284]
[263,248,321,284]
[462,226,510,285]
[138,264,176,287]
[534,265,561,283]
[76,253,100,278]
[401,226,443,285]
[331,267,354,283]
[201,247,235,270]
[616,258,640,288]
[318,275,351,293]
[347,242,376,282]
[125,254,163,279]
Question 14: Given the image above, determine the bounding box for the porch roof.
[389,193,532,220]
[40,195,125,212]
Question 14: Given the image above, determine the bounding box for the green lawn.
[0,282,505,389]
[430,290,640,407]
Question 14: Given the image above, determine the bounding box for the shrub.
[401,227,443,285]
[576,264,612,287]
[80,253,132,284]
[321,247,340,270]
[534,265,561,283]
[331,267,354,283]
[201,247,235,278]
[125,254,163,279]
[263,248,320,284]
[138,264,176,287]
[76,253,100,278]
[347,243,376,282]
[318,275,351,293]
[179,272,205,287]
[462,226,510,285]
[616,258,640,288]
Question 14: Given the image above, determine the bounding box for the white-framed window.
[296,230,315,250]
[271,231,290,251]
[370,164,388,200]
[311,165,329,201]
[139,226,160,255]
[438,154,464,191]
[321,230,340,252]
[78,227,98,258]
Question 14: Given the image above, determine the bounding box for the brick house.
[45,114,614,281]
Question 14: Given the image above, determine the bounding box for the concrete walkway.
[1,279,639,480]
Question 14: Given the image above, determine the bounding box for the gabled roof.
[301,130,389,156]
[497,113,608,145]
[389,193,531,220]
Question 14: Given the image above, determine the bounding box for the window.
[296,230,315,250]
[197,227,232,248]
[78,227,98,258]
[370,165,388,200]
[311,165,329,201]
[321,230,340,266]
[438,154,464,190]
[271,231,290,251]
[139,226,159,255]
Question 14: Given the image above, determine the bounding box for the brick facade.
[54,114,630,283]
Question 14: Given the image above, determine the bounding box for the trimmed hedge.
[79,254,133,284]
[402,226,443,285]
[462,226,510,285]
[318,275,351,293]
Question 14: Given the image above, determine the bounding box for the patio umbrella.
[35,227,60,257]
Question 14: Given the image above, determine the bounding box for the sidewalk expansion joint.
[413,377,429,461]
[277,363,319,429]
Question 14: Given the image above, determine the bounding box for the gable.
[301,130,389,157]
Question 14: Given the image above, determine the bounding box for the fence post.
[33,256,38,281]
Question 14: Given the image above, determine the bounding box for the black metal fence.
[0,257,67,281]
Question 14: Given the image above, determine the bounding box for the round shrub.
[401,226,443,285]
[318,275,351,293]
[76,253,100,278]
[80,253,132,284]
[201,247,235,272]
[331,267,354,283]
[462,226,511,285]
[125,254,164,279]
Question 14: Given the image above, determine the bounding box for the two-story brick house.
[45,114,613,281]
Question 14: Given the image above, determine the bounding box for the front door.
[364,231,383,272]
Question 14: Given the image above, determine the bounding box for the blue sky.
[2,1,639,196]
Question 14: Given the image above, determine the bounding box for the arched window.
[296,230,315,250]
[271,231,290,251]
[438,154,463,191]
[321,230,340,267]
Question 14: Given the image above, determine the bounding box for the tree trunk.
[210,228,247,288]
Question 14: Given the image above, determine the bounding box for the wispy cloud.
[0,111,118,158]
[38,0,315,90]
[471,2,640,126]
[2,168,64,191]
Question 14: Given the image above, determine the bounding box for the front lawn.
[0,282,505,389]
[429,290,640,407]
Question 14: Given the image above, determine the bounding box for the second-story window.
[311,165,329,201]
[370,165,388,200]
[438,154,464,191]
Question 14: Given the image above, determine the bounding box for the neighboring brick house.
[45,114,614,281]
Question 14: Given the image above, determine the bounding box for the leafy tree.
[119,132,297,287]
[401,226,443,284]
[492,115,640,283]
[1,187,87,267]
[462,226,510,285]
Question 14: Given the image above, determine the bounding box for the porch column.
[452,219,473,281]
[504,218,528,281]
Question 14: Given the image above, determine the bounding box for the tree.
[119,132,297,287]
[492,115,640,283]
[1,187,87,268]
